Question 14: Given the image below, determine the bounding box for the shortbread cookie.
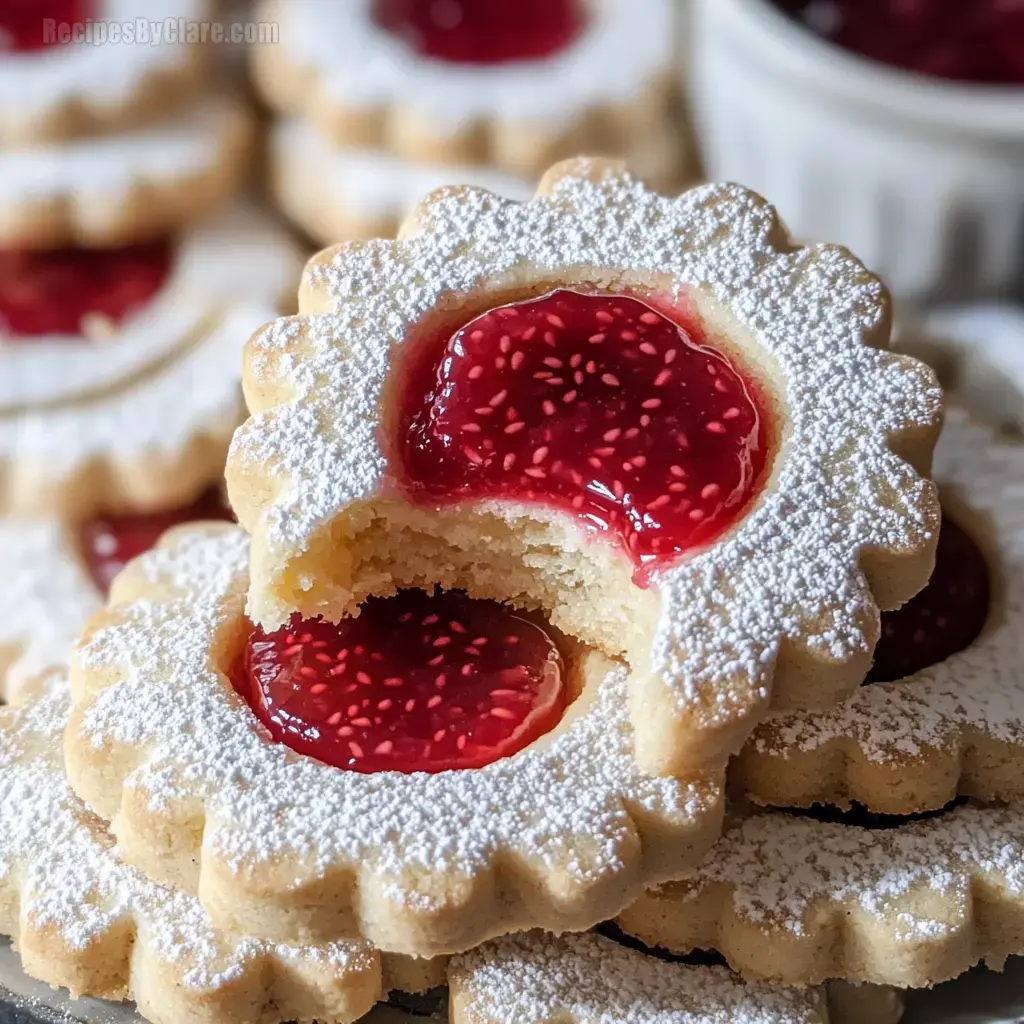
[734,410,1024,814]
[0,202,302,518]
[615,805,1024,988]
[226,157,942,773]
[0,94,252,249]
[447,932,829,1023]
[0,489,231,706]
[252,0,676,178]
[66,523,723,956]
[0,0,211,146]
[0,690,382,1024]
[270,118,692,244]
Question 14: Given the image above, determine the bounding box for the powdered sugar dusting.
[71,526,722,950]
[229,164,941,733]
[0,691,378,998]
[0,520,98,704]
[752,409,1024,763]
[272,0,673,131]
[645,805,1024,941]
[450,931,827,1023]
[0,204,302,506]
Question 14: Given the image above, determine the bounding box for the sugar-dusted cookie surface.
[65,524,723,957]
[227,157,942,773]
[269,118,690,244]
[735,410,1024,813]
[251,0,677,177]
[0,0,211,146]
[447,931,829,1023]
[0,203,303,518]
[616,805,1024,988]
[0,689,382,1024]
[0,95,252,249]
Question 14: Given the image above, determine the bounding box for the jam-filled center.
[866,515,990,685]
[373,0,586,64]
[0,241,173,339]
[772,0,1024,85]
[0,0,92,51]
[400,289,771,585]
[233,589,567,774]
[80,488,234,594]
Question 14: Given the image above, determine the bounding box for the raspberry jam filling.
[0,241,173,338]
[772,1,1024,86]
[0,0,92,51]
[400,289,771,585]
[80,488,234,594]
[865,516,990,685]
[373,0,585,64]
[233,589,567,774]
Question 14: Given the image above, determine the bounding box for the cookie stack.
[0,3,304,706]
[0,154,1021,1024]
[254,0,694,244]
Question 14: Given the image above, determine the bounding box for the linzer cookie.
[65,524,723,956]
[447,932,831,1023]
[0,203,302,518]
[0,0,210,145]
[0,490,231,705]
[736,410,1024,814]
[616,805,1024,988]
[226,157,942,773]
[270,118,689,244]
[251,0,677,177]
[0,95,252,249]
[0,689,383,1024]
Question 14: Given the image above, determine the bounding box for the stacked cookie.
[255,0,694,244]
[0,1,303,706]
[2,151,1021,1024]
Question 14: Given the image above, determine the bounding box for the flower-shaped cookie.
[65,523,723,956]
[270,118,689,244]
[447,932,829,1023]
[735,410,1024,814]
[0,0,210,146]
[0,488,231,706]
[0,690,382,1024]
[227,158,942,773]
[0,94,252,250]
[252,0,677,177]
[616,804,1024,988]
[0,202,302,518]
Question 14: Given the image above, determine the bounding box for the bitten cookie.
[0,489,231,705]
[251,0,678,177]
[616,805,1024,988]
[0,689,382,1024]
[270,117,691,244]
[734,410,1024,814]
[0,0,211,145]
[65,524,723,957]
[227,157,942,773]
[0,203,302,518]
[0,95,252,249]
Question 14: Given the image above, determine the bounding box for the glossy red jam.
[0,241,173,338]
[373,0,585,64]
[400,289,771,585]
[0,0,92,51]
[865,516,990,685]
[772,0,1024,86]
[80,488,234,594]
[234,590,566,774]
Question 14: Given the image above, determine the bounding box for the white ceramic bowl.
[690,0,1024,299]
